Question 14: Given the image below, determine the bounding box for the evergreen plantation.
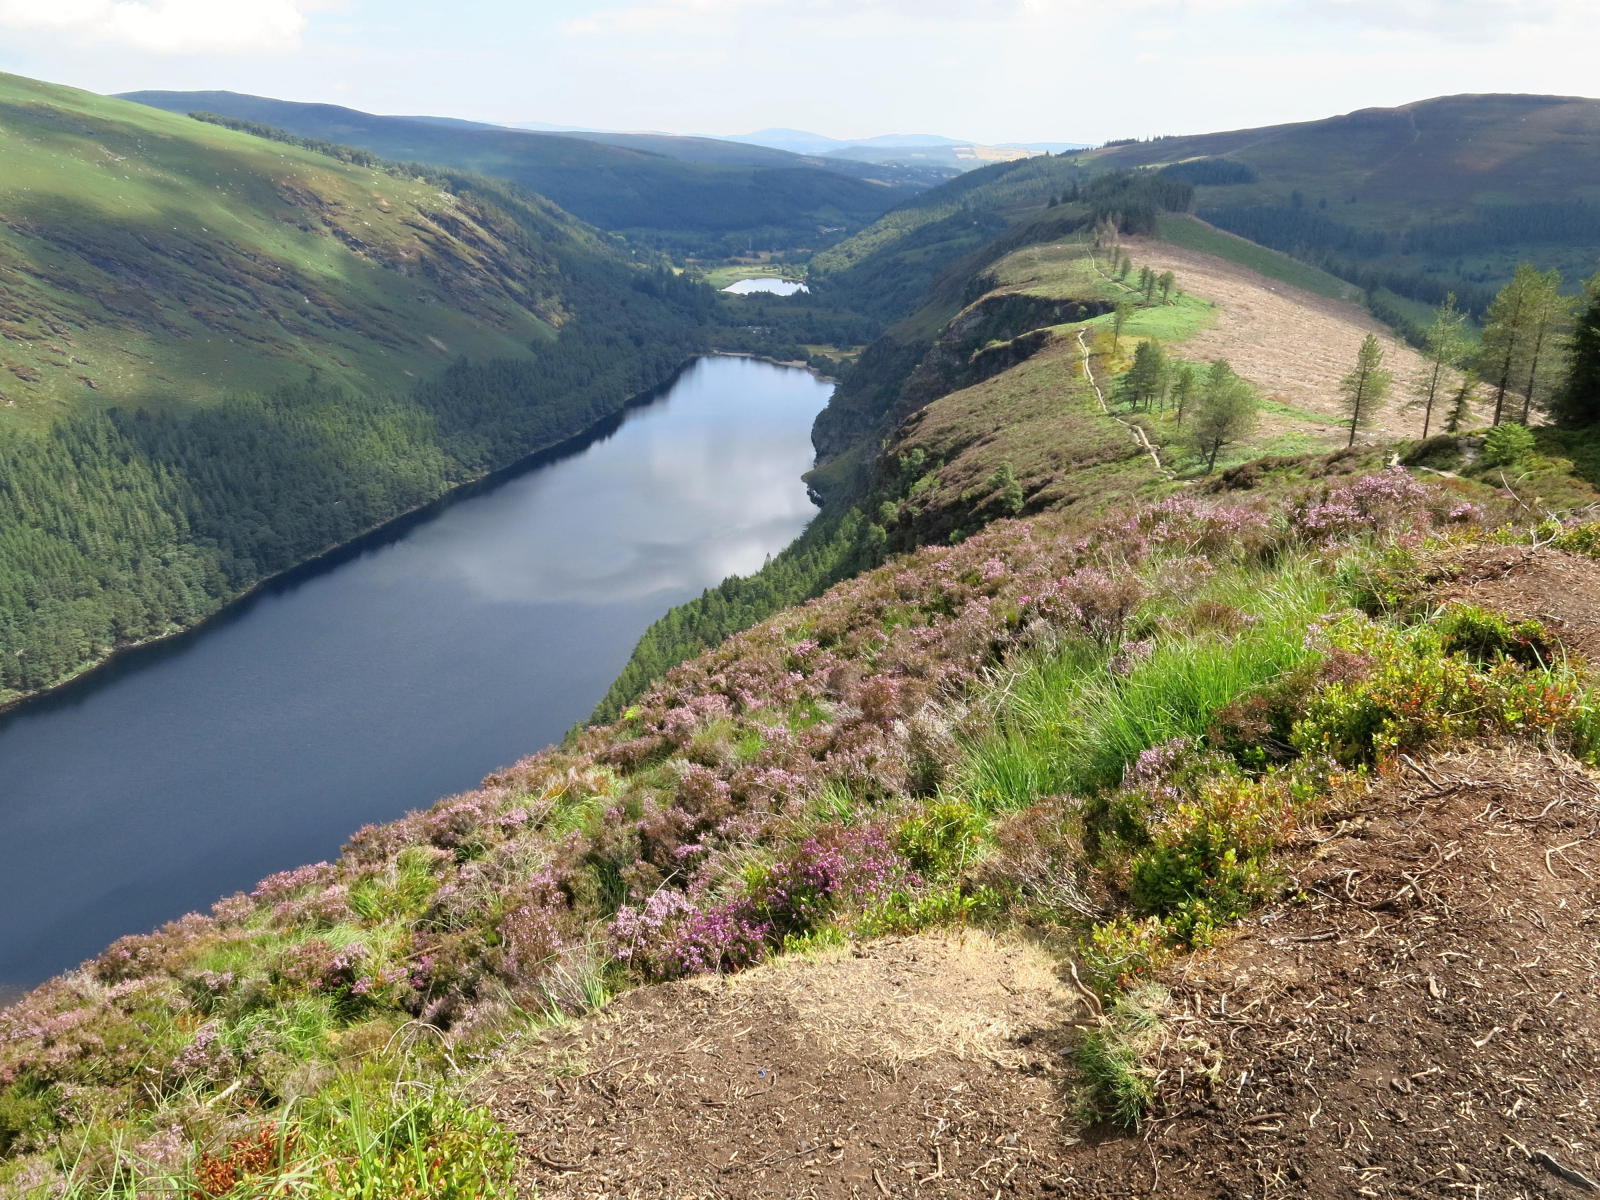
[0,74,722,702]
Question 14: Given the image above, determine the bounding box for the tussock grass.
[960,559,1334,812]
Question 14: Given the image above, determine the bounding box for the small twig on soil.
[533,1150,581,1173]
[1533,1150,1600,1192]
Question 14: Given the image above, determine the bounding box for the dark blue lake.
[0,356,828,993]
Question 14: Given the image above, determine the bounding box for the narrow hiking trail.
[1075,326,1174,480]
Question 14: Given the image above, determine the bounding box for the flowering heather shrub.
[1139,496,1272,557]
[610,825,914,979]
[978,796,1104,922]
[494,872,572,986]
[1026,566,1145,644]
[610,889,768,980]
[0,465,1515,1190]
[758,825,913,938]
[250,862,338,903]
[1289,467,1443,543]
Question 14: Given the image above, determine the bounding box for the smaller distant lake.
[723,277,809,296]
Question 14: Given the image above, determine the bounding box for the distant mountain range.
[118,90,951,254]
[721,128,1088,169]
[726,127,1083,154]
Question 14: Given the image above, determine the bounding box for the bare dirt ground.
[1064,744,1600,1199]
[1435,544,1600,664]
[1125,237,1484,445]
[481,932,1087,1199]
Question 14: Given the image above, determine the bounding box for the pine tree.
[1411,295,1467,439]
[1121,340,1168,411]
[1479,264,1540,425]
[1444,369,1478,433]
[1170,364,1198,425]
[1517,268,1567,424]
[1188,360,1258,472]
[1339,333,1392,447]
[1555,271,1600,426]
[1158,271,1176,303]
[1112,301,1133,356]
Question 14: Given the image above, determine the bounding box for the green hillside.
[0,71,711,701]
[1085,93,1600,316]
[806,152,1109,323]
[0,74,601,421]
[119,90,925,255]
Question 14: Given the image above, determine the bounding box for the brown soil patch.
[1063,745,1600,1198]
[1436,545,1600,665]
[480,932,1086,1199]
[1126,235,1488,444]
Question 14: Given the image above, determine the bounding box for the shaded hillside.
[119,90,925,255]
[0,71,712,703]
[1086,93,1600,314]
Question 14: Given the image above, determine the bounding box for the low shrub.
[1435,603,1552,666]
[1292,615,1591,765]
[1481,422,1536,468]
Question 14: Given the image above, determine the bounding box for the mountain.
[725,127,853,153]
[823,141,1049,170]
[0,70,712,702]
[808,152,1095,321]
[119,90,932,254]
[724,127,1087,170]
[1085,92,1600,320]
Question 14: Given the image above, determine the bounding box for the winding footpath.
[1075,326,1174,481]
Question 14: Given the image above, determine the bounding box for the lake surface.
[0,356,829,992]
[723,277,808,295]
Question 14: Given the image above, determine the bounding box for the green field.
[1155,214,1360,302]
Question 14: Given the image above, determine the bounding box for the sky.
[0,0,1596,144]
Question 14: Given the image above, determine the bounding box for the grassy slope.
[118,90,920,247]
[0,72,585,422]
[0,70,715,707]
[1154,213,1359,302]
[1087,93,1600,303]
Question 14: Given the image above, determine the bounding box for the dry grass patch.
[481,931,1088,1199]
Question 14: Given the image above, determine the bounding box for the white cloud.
[0,0,318,53]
